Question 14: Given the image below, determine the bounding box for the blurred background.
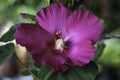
[0,0,120,80]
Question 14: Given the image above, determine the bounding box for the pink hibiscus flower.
[15,3,103,72]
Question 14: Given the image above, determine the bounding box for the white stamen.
[55,39,64,52]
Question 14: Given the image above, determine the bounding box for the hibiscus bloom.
[15,3,103,72]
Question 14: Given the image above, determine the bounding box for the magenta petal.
[15,23,54,55]
[67,39,96,66]
[65,9,103,44]
[32,52,69,72]
[15,23,68,71]
[36,3,71,34]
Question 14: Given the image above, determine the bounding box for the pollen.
[55,38,64,52]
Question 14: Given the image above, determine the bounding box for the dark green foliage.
[33,61,98,80]
[21,62,98,80]
[50,0,84,10]
[0,43,15,64]
[0,24,18,42]
[89,0,101,17]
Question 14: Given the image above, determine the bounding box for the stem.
[71,0,74,8]
[14,54,39,80]
[46,0,50,6]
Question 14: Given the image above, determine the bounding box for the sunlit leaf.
[41,0,50,8]
[20,13,36,23]
[0,43,15,64]
[0,24,18,42]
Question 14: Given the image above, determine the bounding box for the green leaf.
[20,13,36,23]
[94,41,105,61]
[21,69,38,76]
[0,24,18,42]
[37,65,51,80]
[0,43,15,64]
[37,61,98,80]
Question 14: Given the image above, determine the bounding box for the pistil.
[55,30,65,52]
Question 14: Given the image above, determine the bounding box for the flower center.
[55,31,65,52]
[55,38,64,52]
